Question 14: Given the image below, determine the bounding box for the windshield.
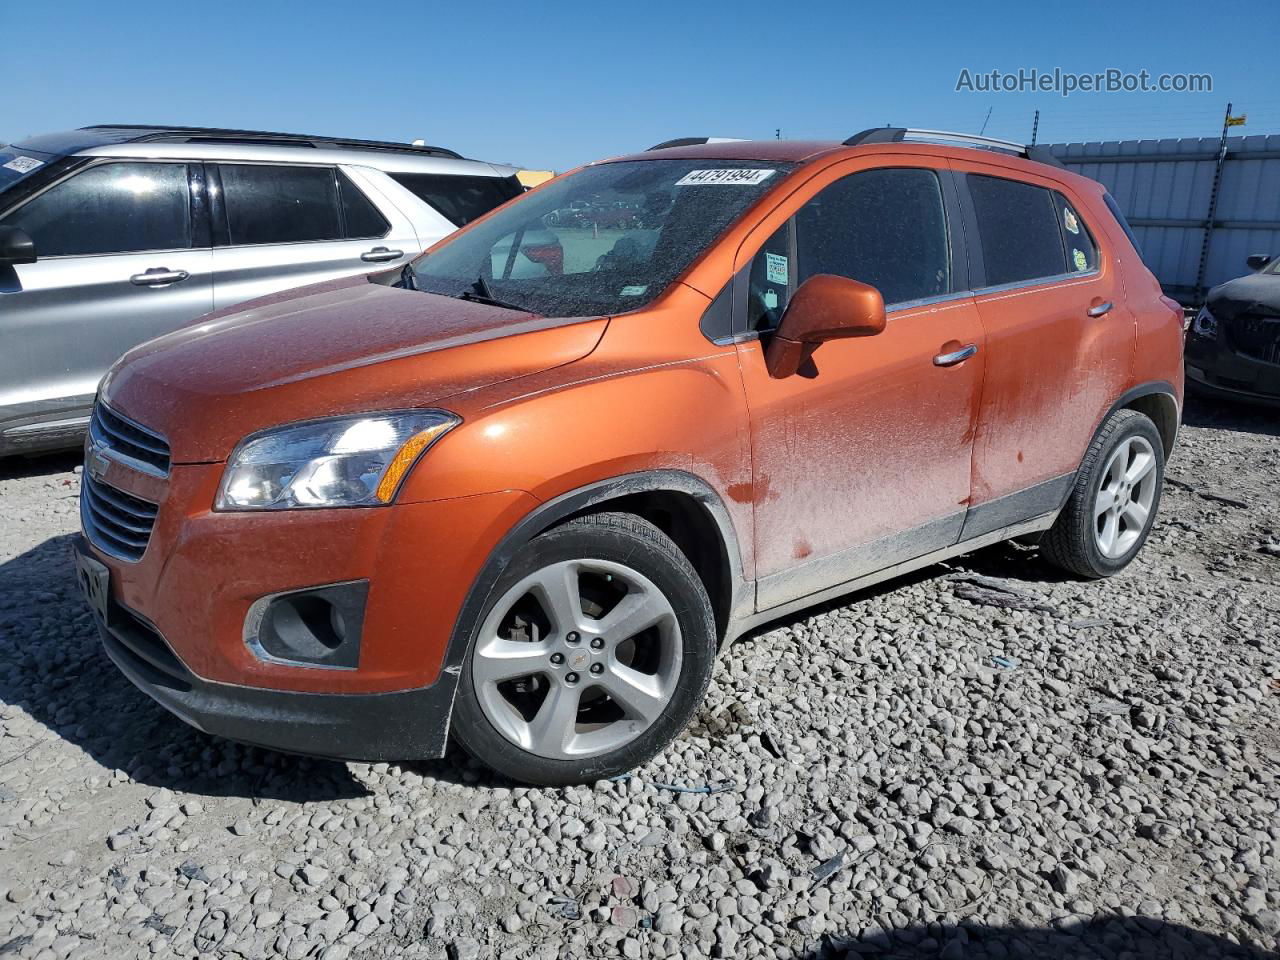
[1264,257,1280,276]
[0,145,56,194]
[408,159,792,317]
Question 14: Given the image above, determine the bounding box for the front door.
[734,161,985,610]
[0,160,213,435]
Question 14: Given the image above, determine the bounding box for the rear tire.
[1041,409,1165,579]
[451,512,716,786]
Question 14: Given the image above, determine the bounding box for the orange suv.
[74,129,1184,785]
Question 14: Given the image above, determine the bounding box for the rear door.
[208,163,418,310]
[0,160,213,432]
[952,161,1134,537]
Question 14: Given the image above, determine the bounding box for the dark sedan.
[1186,253,1280,407]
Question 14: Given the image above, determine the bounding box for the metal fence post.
[1195,102,1232,304]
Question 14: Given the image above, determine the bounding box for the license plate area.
[74,548,111,624]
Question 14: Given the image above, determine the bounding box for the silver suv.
[0,125,526,455]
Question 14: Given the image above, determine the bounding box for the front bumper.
[87,558,455,761]
[1185,329,1280,406]
[76,463,539,759]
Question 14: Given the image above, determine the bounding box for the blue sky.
[4,0,1275,171]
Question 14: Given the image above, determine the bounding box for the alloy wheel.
[471,558,682,760]
[1093,435,1158,559]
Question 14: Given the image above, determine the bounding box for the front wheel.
[1041,409,1165,578]
[450,512,716,786]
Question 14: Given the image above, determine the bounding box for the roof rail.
[843,127,1066,170]
[81,125,464,160]
[646,137,748,151]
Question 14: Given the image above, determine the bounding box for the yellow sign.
[1227,115,1247,127]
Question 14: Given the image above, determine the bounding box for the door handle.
[1087,300,1113,318]
[361,247,404,263]
[130,268,189,287]
[934,344,978,367]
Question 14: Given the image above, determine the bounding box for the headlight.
[216,411,459,510]
[1191,305,1218,338]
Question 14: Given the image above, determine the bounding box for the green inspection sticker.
[1072,248,1089,271]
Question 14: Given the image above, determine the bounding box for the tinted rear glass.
[0,161,191,257]
[337,170,389,239]
[220,164,341,245]
[391,173,523,226]
[1103,192,1145,262]
[967,174,1066,286]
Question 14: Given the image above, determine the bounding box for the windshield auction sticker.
[675,169,776,186]
[2,156,43,174]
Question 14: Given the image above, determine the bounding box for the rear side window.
[1055,193,1097,273]
[219,164,341,245]
[1103,192,1144,261]
[338,170,389,239]
[967,174,1066,286]
[390,173,523,226]
[1,162,191,257]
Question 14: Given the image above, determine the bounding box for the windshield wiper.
[456,275,528,312]
[398,263,418,291]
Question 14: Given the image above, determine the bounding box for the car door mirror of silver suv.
[765,274,886,378]
[1246,253,1273,272]
[0,226,36,265]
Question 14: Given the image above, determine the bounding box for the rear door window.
[219,164,342,245]
[390,173,523,226]
[1055,193,1097,274]
[966,174,1066,286]
[338,170,390,239]
[0,161,192,257]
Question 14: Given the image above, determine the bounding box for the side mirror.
[0,225,36,265]
[1246,253,1273,272]
[765,274,886,378]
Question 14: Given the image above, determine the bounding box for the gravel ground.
[1,397,1277,960]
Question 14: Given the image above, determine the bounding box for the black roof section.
[11,125,462,160]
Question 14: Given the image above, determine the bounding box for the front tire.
[1041,409,1165,578]
[451,512,716,786]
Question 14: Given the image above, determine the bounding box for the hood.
[103,276,607,462]
[1206,272,1280,321]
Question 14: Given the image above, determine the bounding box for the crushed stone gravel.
[0,398,1277,959]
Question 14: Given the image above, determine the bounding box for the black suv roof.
[10,125,462,160]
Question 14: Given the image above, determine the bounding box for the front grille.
[90,403,170,475]
[1229,314,1280,366]
[81,473,159,562]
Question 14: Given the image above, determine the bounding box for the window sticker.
[765,252,789,286]
[674,168,776,187]
[763,289,779,310]
[2,156,43,174]
[1072,248,1089,271]
[620,284,648,296]
[1063,207,1080,234]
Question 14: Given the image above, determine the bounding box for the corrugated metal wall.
[1048,134,1280,303]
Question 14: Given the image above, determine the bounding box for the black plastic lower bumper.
[90,577,458,763]
[1185,331,1280,407]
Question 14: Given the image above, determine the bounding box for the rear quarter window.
[967,173,1067,286]
[390,173,523,226]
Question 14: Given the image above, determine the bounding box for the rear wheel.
[451,512,716,786]
[1041,409,1164,578]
